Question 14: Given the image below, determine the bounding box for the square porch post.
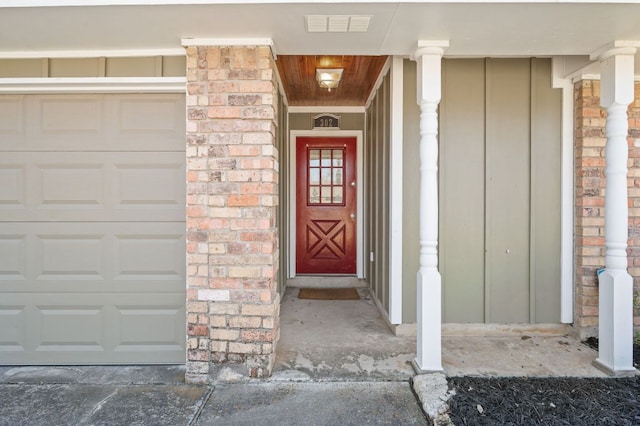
[412,41,448,373]
[183,41,280,382]
[590,41,638,375]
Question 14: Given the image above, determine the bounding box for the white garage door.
[0,94,186,364]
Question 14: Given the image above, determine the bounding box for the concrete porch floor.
[273,286,608,380]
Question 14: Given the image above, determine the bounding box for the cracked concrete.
[272,287,416,381]
[0,286,612,425]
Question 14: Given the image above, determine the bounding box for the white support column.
[590,42,638,375]
[411,41,448,373]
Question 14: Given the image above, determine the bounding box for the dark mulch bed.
[447,376,640,425]
[447,340,640,425]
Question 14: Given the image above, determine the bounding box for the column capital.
[413,41,448,106]
[593,41,637,109]
[590,40,638,62]
[412,40,449,61]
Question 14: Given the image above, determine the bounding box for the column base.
[592,359,638,377]
[597,269,634,373]
[411,358,444,375]
[415,268,443,372]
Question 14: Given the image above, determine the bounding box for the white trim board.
[552,56,575,324]
[288,106,366,114]
[288,130,365,280]
[388,56,403,325]
[0,49,185,59]
[0,77,187,93]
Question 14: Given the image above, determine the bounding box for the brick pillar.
[185,44,280,382]
[574,79,640,338]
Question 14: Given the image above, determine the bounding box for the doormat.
[298,288,360,300]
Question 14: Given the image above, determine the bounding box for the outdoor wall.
[402,58,562,325]
[574,80,640,338]
[402,59,420,324]
[439,58,562,323]
[365,70,392,315]
[185,45,280,381]
[0,56,186,77]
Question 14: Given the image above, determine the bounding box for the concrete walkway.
[0,366,429,426]
[0,288,612,425]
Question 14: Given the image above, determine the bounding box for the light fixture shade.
[316,68,343,91]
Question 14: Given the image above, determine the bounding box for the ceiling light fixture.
[316,68,343,92]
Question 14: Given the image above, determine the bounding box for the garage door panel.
[116,96,184,137]
[114,234,184,282]
[1,94,185,152]
[114,161,184,209]
[39,235,104,281]
[38,306,105,349]
[0,93,186,365]
[39,96,104,134]
[0,223,185,293]
[0,234,27,281]
[0,305,26,350]
[116,305,184,347]
[0,96,24,139]
[0,293,185,364]
[0,152,185,222]
[0,165,25,207]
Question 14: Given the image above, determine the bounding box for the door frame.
[289,130,364,279]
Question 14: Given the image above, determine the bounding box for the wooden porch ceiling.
[275,55,389,107]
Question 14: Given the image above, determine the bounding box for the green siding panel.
[485,59,532,323]
[437,58,562,324]
[531,58,562,323]
[402,60,419,324]
[440,59,486,323]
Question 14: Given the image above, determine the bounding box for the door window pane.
[333,187,343,204]
[321,168,332,185]
[332,150,343,167]
[309,186,320,204]
[307,147,346,206]
[321,150,332,167]
[333,168,343,185]
[309,168,320,185]
[309,150,320,167]
[321,186,332,203]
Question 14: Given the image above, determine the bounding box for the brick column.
[185,44,280,382]
[574,79,640,339]
[574,79,607,338]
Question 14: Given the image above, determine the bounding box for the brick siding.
[185,45,280,382]
[574,80,640,338]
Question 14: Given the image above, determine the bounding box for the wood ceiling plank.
[275,55,389,106]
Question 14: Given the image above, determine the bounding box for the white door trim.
[289,130,364,279]
[552,56,576,324]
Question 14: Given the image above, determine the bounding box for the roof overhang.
[0,1,639,75]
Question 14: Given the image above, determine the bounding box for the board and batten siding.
[402,58,562,324]
[439,58,562,323]
[0,57,186,78]
[365,71,392,315]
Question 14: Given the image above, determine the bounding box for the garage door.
[0,94,186,364]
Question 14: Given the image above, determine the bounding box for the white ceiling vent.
[305,15,371,33]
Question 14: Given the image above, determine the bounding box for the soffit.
[276,55,388,106]
[0,3,639,59]
[1,2,640,106]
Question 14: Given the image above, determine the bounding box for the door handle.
[350,213,356,219]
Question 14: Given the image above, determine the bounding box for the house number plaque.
[313,113,341,130]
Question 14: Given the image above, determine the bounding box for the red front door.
[296,136,357,274]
